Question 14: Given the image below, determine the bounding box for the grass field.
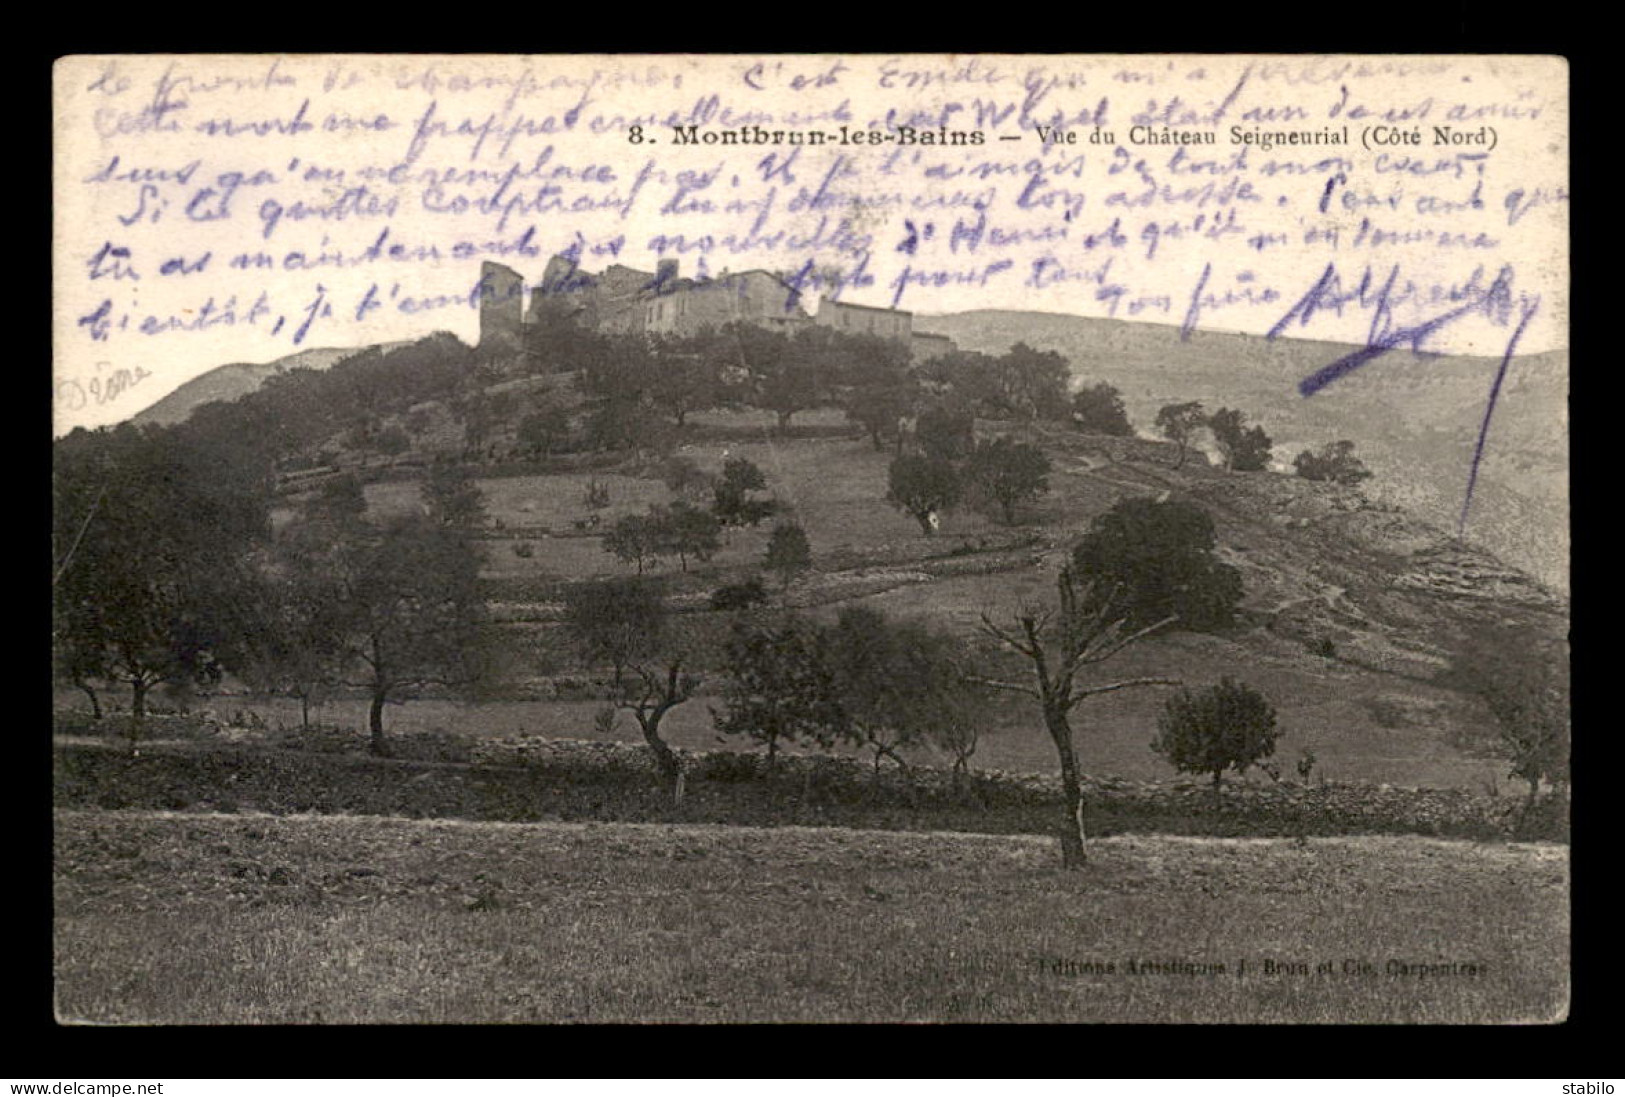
[53,810,1568,1024]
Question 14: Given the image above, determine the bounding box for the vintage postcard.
[52,54,1568,1024]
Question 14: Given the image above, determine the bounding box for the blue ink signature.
[1269,261,1542,536]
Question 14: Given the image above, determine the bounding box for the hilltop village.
[474,256,957,360]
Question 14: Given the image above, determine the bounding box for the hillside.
[128,343,408,428]
[86,313,1568,794]
[243,403,1569,794]
[920,311,1568,594]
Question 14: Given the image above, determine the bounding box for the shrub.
[693,751,763,783]
[1295,440,1372,485]
[1071,382,1134,436]
[581,479,610,511]
[1152,678,1280,805]
[764,522,813,588]
[710,576,770,611]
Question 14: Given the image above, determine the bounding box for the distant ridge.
[128,344,407,428]
[919,309,1568,594]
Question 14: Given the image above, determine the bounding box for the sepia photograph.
[51,53,1569,1024]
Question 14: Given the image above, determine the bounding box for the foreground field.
[54,810,1568,1024]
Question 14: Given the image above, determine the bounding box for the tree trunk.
[129,678,149,750]
[77,676,102,720]
[1213,770,1224,809]
[777,410,793,433]
[636,712,684,804]
[300,691,311,731]
[369,689,388,756]
[1044,704,1087,868]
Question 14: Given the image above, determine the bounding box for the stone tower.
[477,261,525,351]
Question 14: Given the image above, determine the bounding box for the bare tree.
[977,566,1179,868]
[624,660,701,803]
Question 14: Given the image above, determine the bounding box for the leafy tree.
[53,424,269,746]
[718,455,766,494]
[248,533,351,730]
[917,350,1001,414]
[655,501,722,572]
[603,512,665,574]
[374,425,411,458]
[995,342,1071,420]
[914,401,977,463]
[841,340,917,450]
[1209,407,1272,472]
[455,391,500,459]
[649,337,722,427]
[53,618,109,720]
[1448,632,1570,815]
[1152,678,1280,805]
[660,455,712,499]
[1071,382,1134,436]
[561,576,692,797]
[1294,440,1373,485]
[1070,497,1244,632]
[713,615,845,767]
[524,295,606,374]
[714,323,805,431]
[580,337,680,456]
[562,576,665,682]
[966,436,1052,525]
[712,456,778,529]
[887,453,961,535]
[1154,402,1207,470]
[329,515,489,755]
[826,608,974,772]
[580,333,655,406]
[764,521,813,589]
[516,405,571,457]
[978,566,1179,867]
[423,463,486,530]
[584,395,674,456]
